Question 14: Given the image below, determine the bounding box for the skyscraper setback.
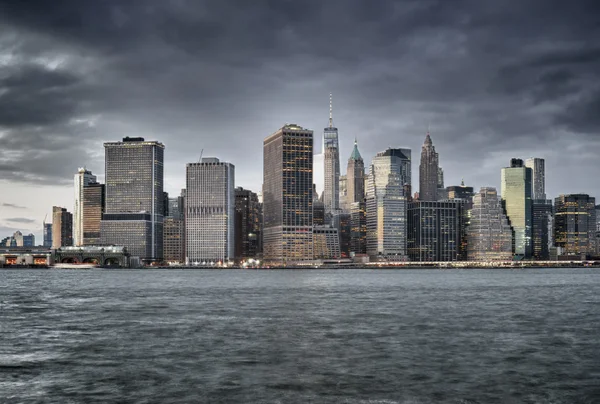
[263,124,314,264]
[419,132,439,201]
[323,94,340,215]
[100,137,165,263]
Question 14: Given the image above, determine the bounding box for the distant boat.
[51,263,98,269]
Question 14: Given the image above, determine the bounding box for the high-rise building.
[82,182,105,245]
[467,187,514,261]
[313,200,326,226]
[313,226,341,259]
[501,158,533,258]
[407,200,466,262]
[1,231,35,247]
[100,137,165,263]
[554,194,596,257]
[339,175,348,212]
[419,132,439,201]
[366,148,411,260]
[263,124,313,264]
[525,158,546,200]
[235,187,261,261]
[350,201,367,255]
[323,94,340,215]
[43,222,52,247]
[163,194,185,264]
[531,199,553,260]
[185,158,235,264]
[346,139,365,206]
[446,181,475,204]
[436,167,446,200]
[73,168,97,246]
[332,211,351,258]
[52,206,73,248]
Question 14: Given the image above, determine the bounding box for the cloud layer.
[1,0,599,239]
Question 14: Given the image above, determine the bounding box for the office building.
[346,139,365,206]
[1,231,35,247]
[52,206,73,248]
[100,137,165,263]
[467,187,514,261]
[419,132,439,201]
[332,211,351,258]
[163,194,185,264]
[407,200,466,262]
[82,182,105,245]
[366,148,411,260]
[525,158,546,200]
[43,222,52,248]
[313,200,326,226]
[350,201,367,255]
[323,94,340,215]
[263,124,313,264]
[531,199,552,260]
[73,168,97,246]
[186,158,235,264]
[313,226,341,259]
[446,181,475,204]
[501,158,532,258]
[554,194,596,257]
[235,187,261,261]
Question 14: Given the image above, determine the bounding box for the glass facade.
[263,124,314,264]
[101,137,164,262]
[323,127,340,214]
[74,168,97,246]
[43,223,52,247]
[82,183,105,246]
[531,199,552,260]
[407,200,466,262]
[366,148,411,260]
[501,160,532,258]
[525,158,546,200]
[234,187,261,261]
[186,159,235,263]
[554,194,596,257]
[332,211,351,258]
[350,201,367,255]
[467,187,514,261]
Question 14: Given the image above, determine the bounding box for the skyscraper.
[186,158,235,264]
[419,132,439,201]
[446,180,474,203]
[501,158,533,258]
[346,139,365,206]
[467,187,514,261]
[366,148,411,260]
[82,182,105,245]
[100,137,165,263]
[235,187,261,261]
[407,200,466,262]
[263,124,313,264]
[350,201,367,255]
[163,195,185,264]
[73,168,97,246]
[554,194,596,257]
[323,94,340,215]
[43,222,52,248]
[531,199,553,260]
[52,206,73,248]
[525,158,546,200]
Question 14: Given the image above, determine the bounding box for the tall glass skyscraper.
[82,182,105,245]
[501,158,533,258]
[73,168,96,246]
[525,158,546,200]
[185,158,235,264]
[234,187,261,261]
[366,148,411,260]
[52,206,73,248]
[419,132,439,201]
[467,187,514,261]
[101,137,165,263]
[323,94,340,215]
[263,124,314,264]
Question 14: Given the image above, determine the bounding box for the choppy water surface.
[1,268,600,403]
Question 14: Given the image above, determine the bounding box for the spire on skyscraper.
[329,93,333,128]
[350,138,362,161]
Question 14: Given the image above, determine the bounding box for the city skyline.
[1,1,600,241]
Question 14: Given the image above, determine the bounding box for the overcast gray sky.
[1,0,599,241]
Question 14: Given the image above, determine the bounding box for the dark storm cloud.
[5,217,35,224]
[1,203,27,209]
[0,0,599,195]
